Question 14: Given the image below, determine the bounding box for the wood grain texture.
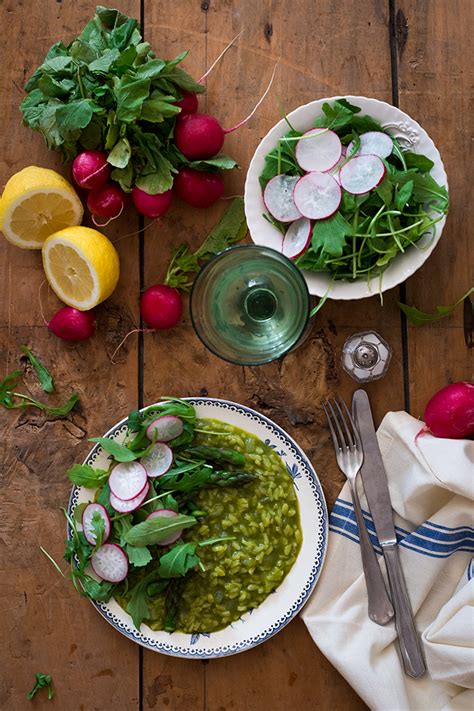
[0,1,141,709]
[395,0,474,412]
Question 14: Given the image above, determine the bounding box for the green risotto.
[118,418,302,633]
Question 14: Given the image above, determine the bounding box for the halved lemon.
[0,166,83,249]
[42,226,120,310]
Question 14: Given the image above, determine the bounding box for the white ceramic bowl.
[67,398,328,658]
[244,95,448,299]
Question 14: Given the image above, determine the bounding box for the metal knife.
[352,389,426,679]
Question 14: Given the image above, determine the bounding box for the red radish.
[109,481,150,513]
[174,168,224,208]
[293,172,341,220]
[174,64,277,160]
[109,461,148,501]
[140,442,173,478]
[72,151,110,190]
[339,155,386,194]
[140,284,183,329]
[48,307,96,341]
[175,113,225,160]
[132,187,173,218]
[347,131,393,159]
[82,503,111,545]
[91,543,129,583]
[263,175,302,223]
[420,381,474,439]
[146,415,184,442]
[176,90,198,114]
[87,183,128,222]
[282,218,312,259]
[295,129,342,173]
[146,509,182,546]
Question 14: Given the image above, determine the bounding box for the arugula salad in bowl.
[48,398,327,658]
[244,96,449,299]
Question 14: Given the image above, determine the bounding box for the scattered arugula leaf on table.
[399,287,473,326]
[0,368,78,415]
[165,198,247,291]
[20,345,54,393]
[27,673,54,701]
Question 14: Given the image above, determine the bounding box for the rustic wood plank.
[142,1,400,709]
[0,2,141,709]
[395,0,473,413]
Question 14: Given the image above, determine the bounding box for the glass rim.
[189,244,311,366]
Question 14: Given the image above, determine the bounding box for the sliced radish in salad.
[293,172,341,219]
[82,503,111,545]
[146,415,184,443]
[263,175,302,223]
[295,128,342,172]
[147,509,182,546]
[339,155,386,194]
[347,131,393,159]
[91,543,129,583]
[109,482,150,513]
[140,442,173,478]
[109,461,147,501]
[282,218,312,259]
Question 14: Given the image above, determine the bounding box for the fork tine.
[341,399,363,451]
[323,401,342,452]
[326,400,347,449]
[334,399,355,447]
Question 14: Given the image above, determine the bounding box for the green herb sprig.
[27,673,54,701]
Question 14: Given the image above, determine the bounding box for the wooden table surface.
[0,1,471,709]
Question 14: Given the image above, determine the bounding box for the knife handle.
[383,544,426,678]
[349,481,394,625]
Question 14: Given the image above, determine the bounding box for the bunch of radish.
[264,130,391,259]
[81,413,186,584]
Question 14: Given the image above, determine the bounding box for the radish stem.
[198,30,244,83]
[223,62,278,134]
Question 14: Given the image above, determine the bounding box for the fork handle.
[349,480,394,625]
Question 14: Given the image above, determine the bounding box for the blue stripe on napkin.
[330,498,474,559]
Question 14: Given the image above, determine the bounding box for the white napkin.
[301,412,474,711]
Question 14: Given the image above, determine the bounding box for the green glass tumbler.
[190,245,311,365]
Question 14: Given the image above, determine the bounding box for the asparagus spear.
[184,445,246,467]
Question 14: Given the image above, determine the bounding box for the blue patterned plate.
[67,398,328,658]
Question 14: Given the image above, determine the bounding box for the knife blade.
[352,388,426,678]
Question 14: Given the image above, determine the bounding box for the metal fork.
[324,399,394,625]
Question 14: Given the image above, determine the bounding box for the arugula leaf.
[411,173,449,212]
[67,464,108,488]
[114,516,153,567]
[404,152,434,172]
[312,212,352,257]
[187,154,239,171]
[158,542,200,578]
[165,198,247,291]
[97,481,115,517]
[124,514,196,546]
[77,574,114,602]
[20,345,54,393]
[88,437,138,462]
[91,511,106,547]
[126,567,164,629]
[396,180,414,211]
[0,372,79,415]
[399,288,473,326]
[27,673,54,701]
[127,410,146,432]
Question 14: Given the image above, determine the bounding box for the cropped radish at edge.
[282,218,312,259]
[295,129,342,173]
[146,415,184,442]
[146,509,182,546]
[91,543,129,583]
[48,307,96,341]
[82,503,111,545]
[72,151,110,190]
[263,175,302,223]
[293,172,342,220]
[140,442,173,478]
[421,381,474,439]
[109,461,148,501]
[109,482,150,513]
